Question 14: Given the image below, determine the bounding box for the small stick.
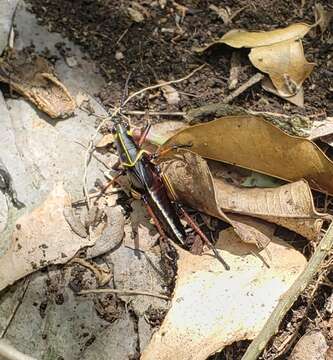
[241,222,333,360]
[77,288,170,300]
[223,73,265,104]
[228,52,241,90]
[123,110,185,117]
[0,278,30,339]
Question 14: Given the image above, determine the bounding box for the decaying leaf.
[162,151,328,242]
[161,116,333,195]
[0,184,93,291]
[195,23,311,52]
[158,81,180,105]
[249,39,315,97]
[141,224,307,360]
[213,175,327,241]
[0,50,76,118]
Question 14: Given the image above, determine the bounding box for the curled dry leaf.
[0,184,93,292]
[162,151,328,242]
[0,50,76,118]
[161,151,272,248]
[141,224,307,360]
[161,116,333,195]
[249,39,315,97]
[195,23,311,52]
[158,81,180,105]
[212,174,328,241]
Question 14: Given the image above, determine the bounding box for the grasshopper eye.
[111,127,117,134]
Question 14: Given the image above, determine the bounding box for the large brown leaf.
[161,116,333,195]
[141,222,306,360]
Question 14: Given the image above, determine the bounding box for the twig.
[0,278,30,339]
[0,340,36,360]
[123,110,185,117]
[229,4,251,22]
[123,64,205,106]
[77,288,170,300]
[223,73,264,104]
[116,28,129,46]
[228,52,241,90]
[241,222,333,360]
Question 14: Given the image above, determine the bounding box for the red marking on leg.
[138,123,152,148]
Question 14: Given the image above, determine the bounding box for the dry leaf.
[161,151,273,248]
[161,116,333,195]
[141,224,307,360]
[96,133,115,148]
[212,174,327,241]
[195,23,311,52]
[0,50,76,118]
[158,81,180,105]
[249,39,315,97]
[0,184,93,291]
[220,23,311,48]
[163,152,327,242]
[262,77,305,107]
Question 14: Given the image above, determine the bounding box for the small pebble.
[289,330,328,360]
[115,51,124,60]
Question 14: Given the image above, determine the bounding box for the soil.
[24,1,333,359]
[26,0,332,118]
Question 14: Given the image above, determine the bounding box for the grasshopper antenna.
[120,72,132,113]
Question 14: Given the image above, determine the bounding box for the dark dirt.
[26,0,332,118]
[24,1,333,359]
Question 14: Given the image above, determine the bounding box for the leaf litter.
[1,2,332,359]
[194,22,315,106]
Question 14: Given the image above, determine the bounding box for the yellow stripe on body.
[116,132,149,167]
